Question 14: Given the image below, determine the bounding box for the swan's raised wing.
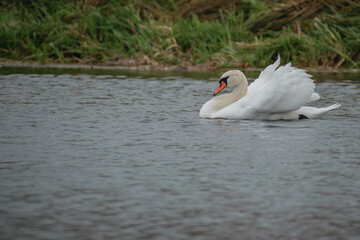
[213,56,316,119]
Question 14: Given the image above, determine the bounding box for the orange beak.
[214,81,227,96]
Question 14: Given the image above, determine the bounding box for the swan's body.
[199,56,340,120]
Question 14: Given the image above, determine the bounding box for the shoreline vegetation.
[1,0,359,71]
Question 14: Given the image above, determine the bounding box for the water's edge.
[1,61,360,73]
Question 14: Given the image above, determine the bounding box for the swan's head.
[214,70,247,96]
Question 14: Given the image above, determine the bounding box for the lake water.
[0,67,359,240]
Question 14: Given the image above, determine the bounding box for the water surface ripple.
[0,71,359,240]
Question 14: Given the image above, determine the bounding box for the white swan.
[199,56,340,120]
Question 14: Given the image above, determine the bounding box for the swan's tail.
[297,103,341,119]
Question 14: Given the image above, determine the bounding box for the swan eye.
[219,76,229,85]
[214,76,229,96]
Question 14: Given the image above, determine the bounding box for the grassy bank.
[0,0,359,69]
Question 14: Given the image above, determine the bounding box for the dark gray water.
[0,68,359,240]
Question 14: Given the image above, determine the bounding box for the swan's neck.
[213,79,248,110]
[229,83,248,101]
[199,74,248,118]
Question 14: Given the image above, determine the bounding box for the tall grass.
[0,0,359,68]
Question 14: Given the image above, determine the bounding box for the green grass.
[0,0,359,68]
